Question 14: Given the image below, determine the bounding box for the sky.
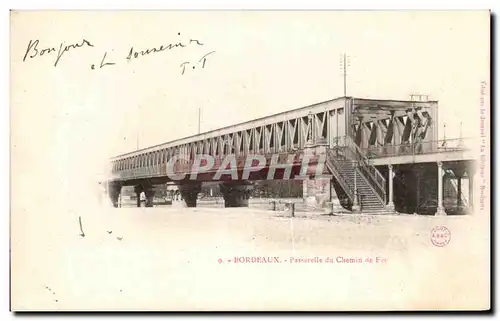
[10,10,490,194]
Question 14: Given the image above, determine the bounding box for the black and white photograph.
[9,10,491,311]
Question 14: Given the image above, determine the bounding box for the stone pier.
[301,136,331,212]
[219,181,254,207]
[179,182,202,207]
[134,183,155,207]
[303,176,331,212]
[108,182,122,208]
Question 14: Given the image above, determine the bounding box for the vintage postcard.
[10,10,491,311]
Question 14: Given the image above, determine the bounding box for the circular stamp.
[430,226,451,247]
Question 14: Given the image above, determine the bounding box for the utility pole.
[198,107,201,134]
[458,121,464,148]
[340,53,350,147]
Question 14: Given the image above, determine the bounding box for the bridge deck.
[365,138,476,166]
[370,150,475,166]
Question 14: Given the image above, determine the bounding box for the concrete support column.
[179,182,201,207]
[144,188,155,207]
[220,181,253,207]
[108,183,122,208]
[435,161,446,216]
[387,164,395,211]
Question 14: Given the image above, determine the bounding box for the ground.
[11,202,490,311]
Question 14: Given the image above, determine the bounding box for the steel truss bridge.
[106,97,476,215]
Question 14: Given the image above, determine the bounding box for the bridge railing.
[363,137,473,159]
[330,135,386,204]
[112,151,308,180]
[325,148,355,203]
[346,136,386,204]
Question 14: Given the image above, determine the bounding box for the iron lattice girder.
[352,99,435,128]
[351,98,436,111]
[351,100,436,148]
[112,152,332,183]
[109,97,439,178]
[110,111,331,174]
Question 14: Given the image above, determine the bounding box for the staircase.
[325,136,387,213]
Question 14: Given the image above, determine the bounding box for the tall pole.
[343,53,347,98]
[198,107,201,134]
[342,53,345,147]
[458,121,464,148]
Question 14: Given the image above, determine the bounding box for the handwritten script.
[23,38,94,67]
[22,33,215,75]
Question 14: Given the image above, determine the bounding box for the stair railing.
[341,136,387,204]
[325,148,355,203]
